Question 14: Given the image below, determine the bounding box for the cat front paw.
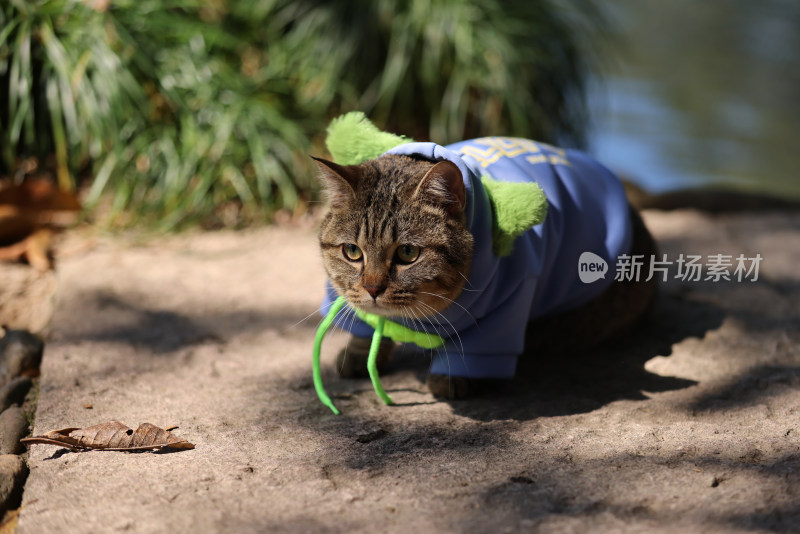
[426,373,478,399]
[335,335,394,378]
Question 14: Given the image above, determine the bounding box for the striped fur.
[317,155,473,319]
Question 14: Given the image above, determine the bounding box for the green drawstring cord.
[367,315,392,406]
[313,296,391,415]
[313,295,444,414]
[312,296,346,415]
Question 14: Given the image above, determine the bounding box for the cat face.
[316,155,473,320]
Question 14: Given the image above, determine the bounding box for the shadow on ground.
[689,364,800,413]
[54,290,319,353]
[453,450,800,533]
[285,291,726,473]
[294,290,726,431]
[426,292,723,421]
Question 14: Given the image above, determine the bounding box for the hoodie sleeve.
[428,276,539,379]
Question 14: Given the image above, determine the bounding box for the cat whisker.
[412,299,467,372]
[412,302,457,378]
[395,305,434,364]
[403,304,446,370]
[288,300,338,331]
[417,290,470,312]
[398,305,439,368]
[456,271,480,291]
[397,306,411,331]
[338,306,362,375]
[402,303,438,351]
[414,301,464,354]
[417,290,479,329]
[453,273,481,293]
[399,306,419,334]
[343,305,361,337]
[302,298,345,341]
[406,303,454,372]
[407,302,446,340]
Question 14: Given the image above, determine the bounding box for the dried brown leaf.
[0,180,81,215]
[0,180,81,268]
[23,228,54,271]
[0,228,54,270]
[0,210,35,246]
[0,238,28,262]
[21,421,195,452]
[0,508,20,534]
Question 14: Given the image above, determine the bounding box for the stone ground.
[14,209,800,533]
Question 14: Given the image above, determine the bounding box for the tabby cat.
[315,146,657,399]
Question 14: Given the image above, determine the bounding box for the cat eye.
[395,244,421,264]
[342,243,363,261]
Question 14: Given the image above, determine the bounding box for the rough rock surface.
[0,407,28,455]
[17,211,800,533]
[0,329,44,385]
[0,263,57,334]
[0,377,32,414]
[0,454,27,512]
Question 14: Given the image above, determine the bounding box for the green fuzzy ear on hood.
[481,176,548,257]
[325,112,412,165]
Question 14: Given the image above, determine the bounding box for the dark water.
[587,0,800,199]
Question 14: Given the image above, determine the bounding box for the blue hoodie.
[322,137,632,379]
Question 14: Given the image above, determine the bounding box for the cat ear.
[413,160,465,217]
[312,156,360,209]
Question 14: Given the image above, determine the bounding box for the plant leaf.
[20,421,194,452]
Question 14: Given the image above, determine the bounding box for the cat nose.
[364,285,386,300]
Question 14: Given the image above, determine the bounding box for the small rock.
[0,330,44,385]
[0,377,33,413]
[710,475,726,488]
[288,377,312,391]
[355,428,387,443]
[0,407,29,454]
[0,454,27,514]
